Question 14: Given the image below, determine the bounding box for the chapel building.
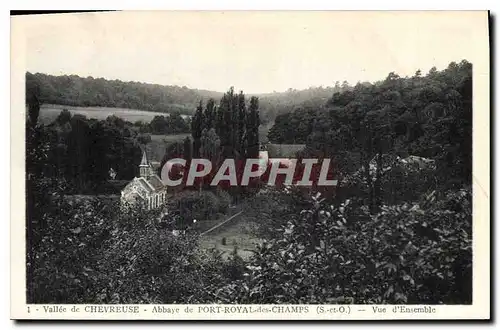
[120,150,167,210]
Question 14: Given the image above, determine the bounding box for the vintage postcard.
[11,11,490,320]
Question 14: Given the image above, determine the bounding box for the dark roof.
[136,178,154,193]
[147,175,165,191]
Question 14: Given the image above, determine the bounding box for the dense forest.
[26,60,472,305]
[257,83,353,124]
[269,61,472,188]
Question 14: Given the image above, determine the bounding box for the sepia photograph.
[10,10,490,320]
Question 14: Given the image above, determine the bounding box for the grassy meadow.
[38,104,190,125]
[266,143,306,158]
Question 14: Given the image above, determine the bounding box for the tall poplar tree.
[215,102,224,138]
[205,98,216,131]
[191,100,204,157]
[231,89,239,155]
[237,91,247,157]
[183,136,193,163]
[246,96,260,158]
[219,88,235,150]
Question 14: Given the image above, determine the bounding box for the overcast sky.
[14,11,486,94]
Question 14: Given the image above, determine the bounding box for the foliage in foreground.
[208,189,472,304]
[28,185,471,304]
[27,196,236,304]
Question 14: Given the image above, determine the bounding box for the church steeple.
[140,149,149,166]
[139,149,153,178]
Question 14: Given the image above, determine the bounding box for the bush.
[27,196,237,304]
[167,190,231,223]
[216,188,232,211]
[213,188,472,304]
[28,198,117,303]
[340,154,438,206]
[242,186,311,239]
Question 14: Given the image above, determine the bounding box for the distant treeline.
[26,72,223,116]
[257,83,353,124]
[27,72,354,124]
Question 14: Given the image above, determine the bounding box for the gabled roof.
[136,177,155,193]
[122,178,150,199]
[122,176,165,195]
[147,175,165,191]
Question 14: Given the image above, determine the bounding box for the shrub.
[167,190,230,222]
[27,196,235,304]
[213,188,472,304]
[28,198,117,303]
[340,154,438,206]
[242,186,310,239]
[216,188,232,212]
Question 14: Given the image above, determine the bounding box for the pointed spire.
[140,149,149,166]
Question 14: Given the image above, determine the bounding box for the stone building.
[120,150,167,210]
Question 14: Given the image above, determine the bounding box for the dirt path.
[200,210,243,236]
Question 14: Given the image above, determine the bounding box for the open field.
[267,143,306,157]
[259,121,307,157]
[38,104,191,125]
[151,133,191,143]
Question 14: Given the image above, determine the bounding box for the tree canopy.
[268,60,472,189]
